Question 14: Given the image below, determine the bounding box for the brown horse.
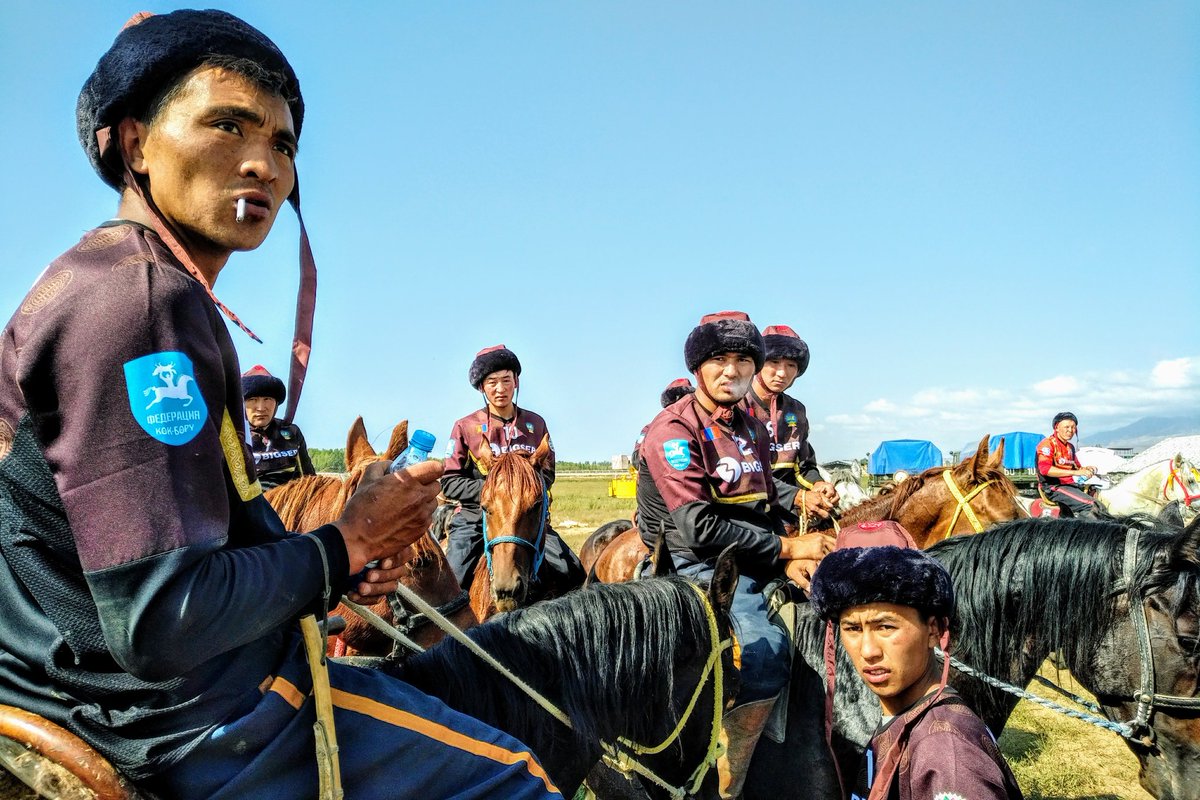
[468,433,566,617]
[265,417,478,656]
[839,434,1027,547]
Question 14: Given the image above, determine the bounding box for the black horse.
[390,553,741,799]
[747,514,1200,800]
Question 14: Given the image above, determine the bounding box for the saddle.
[0,705,148,799]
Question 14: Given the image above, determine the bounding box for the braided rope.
[934,649,1137,740]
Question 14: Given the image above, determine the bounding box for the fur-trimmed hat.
[1052,411,1078,429]
[660,378,695,408]
[469,345,522,390]
[241,364,286,404]
[78,9,304,189]
[809,545,954,624]
[684,311,765,373]
[761,324,811,376]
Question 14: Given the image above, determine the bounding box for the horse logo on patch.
[785,412,797,427]
[663,439,691,470]
[123,352,207,445]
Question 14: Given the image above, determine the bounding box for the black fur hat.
[469,345,522,389]
[241,364,285,404]
[78,9,304,189]
[1052,411,1078,429]
[762,324,811,376]
[660,378,695,408]
[684,311,765,373]
[809,546,955,624]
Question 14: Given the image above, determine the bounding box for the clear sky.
[3,2,1197,463]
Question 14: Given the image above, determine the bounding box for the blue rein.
[482,477,549,580]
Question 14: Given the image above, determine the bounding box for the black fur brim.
[809,546,954,622]
[684,319,765,373]
[660,385,696,408]
[242,374,286,404]
[763,334,811,375]
[469,349,522,389]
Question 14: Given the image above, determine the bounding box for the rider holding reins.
[1036,411,1100,518]
[636,311,833,799]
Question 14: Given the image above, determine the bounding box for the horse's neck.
[1103,466,1166,512]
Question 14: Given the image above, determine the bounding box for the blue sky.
[3,2,1197,462]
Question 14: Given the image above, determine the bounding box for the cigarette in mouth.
[236,198,247,223]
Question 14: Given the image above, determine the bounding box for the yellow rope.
[940,471,992,540]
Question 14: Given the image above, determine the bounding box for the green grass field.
[553,475,1151,800]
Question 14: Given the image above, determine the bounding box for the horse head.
[476,433,553,612]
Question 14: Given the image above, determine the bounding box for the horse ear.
[966,434,990,477]
[475,436,495,472]
[530,434,552,470]
[344,416,378,472]
[650,525,676,577]
[384,420,409,462]
[1176,513,1200,565]
[708,545,740,615]
[988,435,1006,469]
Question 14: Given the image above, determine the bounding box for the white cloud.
[1151,357,1197,389]
[864,398,896,413]
[1032,375,1080,396]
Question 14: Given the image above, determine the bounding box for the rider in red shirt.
[1036,411,1099,518]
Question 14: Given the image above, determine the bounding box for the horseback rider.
[0,10,557,798]
[242,364,316,489]
[631,377,695,472]
[742,324,839,525]
[1036,411,1100,518]
[810,544,1023,800]
[441,345,586,591]
[636,311,834,799]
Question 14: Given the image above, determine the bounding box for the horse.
[578,518,635,575]
[816,462,871,515]
[390,550,742,799]
[265,417,478,656]
[838,434,1026,548]
[1029,454,1200,523]
[467,433,580,618]
[747,513,1200,800]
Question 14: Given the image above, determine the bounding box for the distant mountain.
[1086,415,1200,450]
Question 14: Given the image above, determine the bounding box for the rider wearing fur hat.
[742,324,839,524]
[442,345,585,591]
[1036,411,1099,518]
[0,11,557,798]
[637,311,834,798]
[811,545,1022,800]
[241,365,315,489]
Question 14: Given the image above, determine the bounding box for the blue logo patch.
[445,440,457,458]
[785,412,798,426]
[123,352,207,445]
[663,439,691,470]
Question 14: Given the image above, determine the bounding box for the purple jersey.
[742,386,821,509]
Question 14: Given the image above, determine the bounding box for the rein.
[342,580,730,799]
[1165,461,1200,507]
[940,527,1200,746]
[483,477,548,578]
[939,470,994,540]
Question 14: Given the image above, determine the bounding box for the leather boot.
[716,695,778,799]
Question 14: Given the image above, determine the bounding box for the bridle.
[482,476,548,579]
[1164,461,1200,508]
[1108,528,1200,745]
[940,470,1003,540]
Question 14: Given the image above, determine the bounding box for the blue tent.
[959,432,1043,470]
[868,440,943,475]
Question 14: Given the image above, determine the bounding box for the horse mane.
[480,451,542,508]
[393,577,714,747]
[842,458,1015,525]
[265,474,346,530]
[928,514,1192,679]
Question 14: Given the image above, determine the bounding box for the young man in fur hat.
[441,344,585,591]
[742,324,839,524]
[631,377,695,472]
[637,311,835,798]
[242,364,315,488]
[1036,411,1099,518]
[810,546,1023,800]
[0,10,558,798]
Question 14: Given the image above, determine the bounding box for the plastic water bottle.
[389,429,436,473]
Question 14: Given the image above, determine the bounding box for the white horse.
[1101,454,1200,520]
[817,460,871,515]
[144,362,196,409]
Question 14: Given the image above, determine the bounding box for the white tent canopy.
[1075,447,1132,475]
[1109,435,1200,474]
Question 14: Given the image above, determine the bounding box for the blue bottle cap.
[410,429,436,454]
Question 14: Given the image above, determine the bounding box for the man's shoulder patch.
[123,351,208,445]
[663,439,691,470]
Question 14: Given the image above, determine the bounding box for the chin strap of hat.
[105,128,316,425]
